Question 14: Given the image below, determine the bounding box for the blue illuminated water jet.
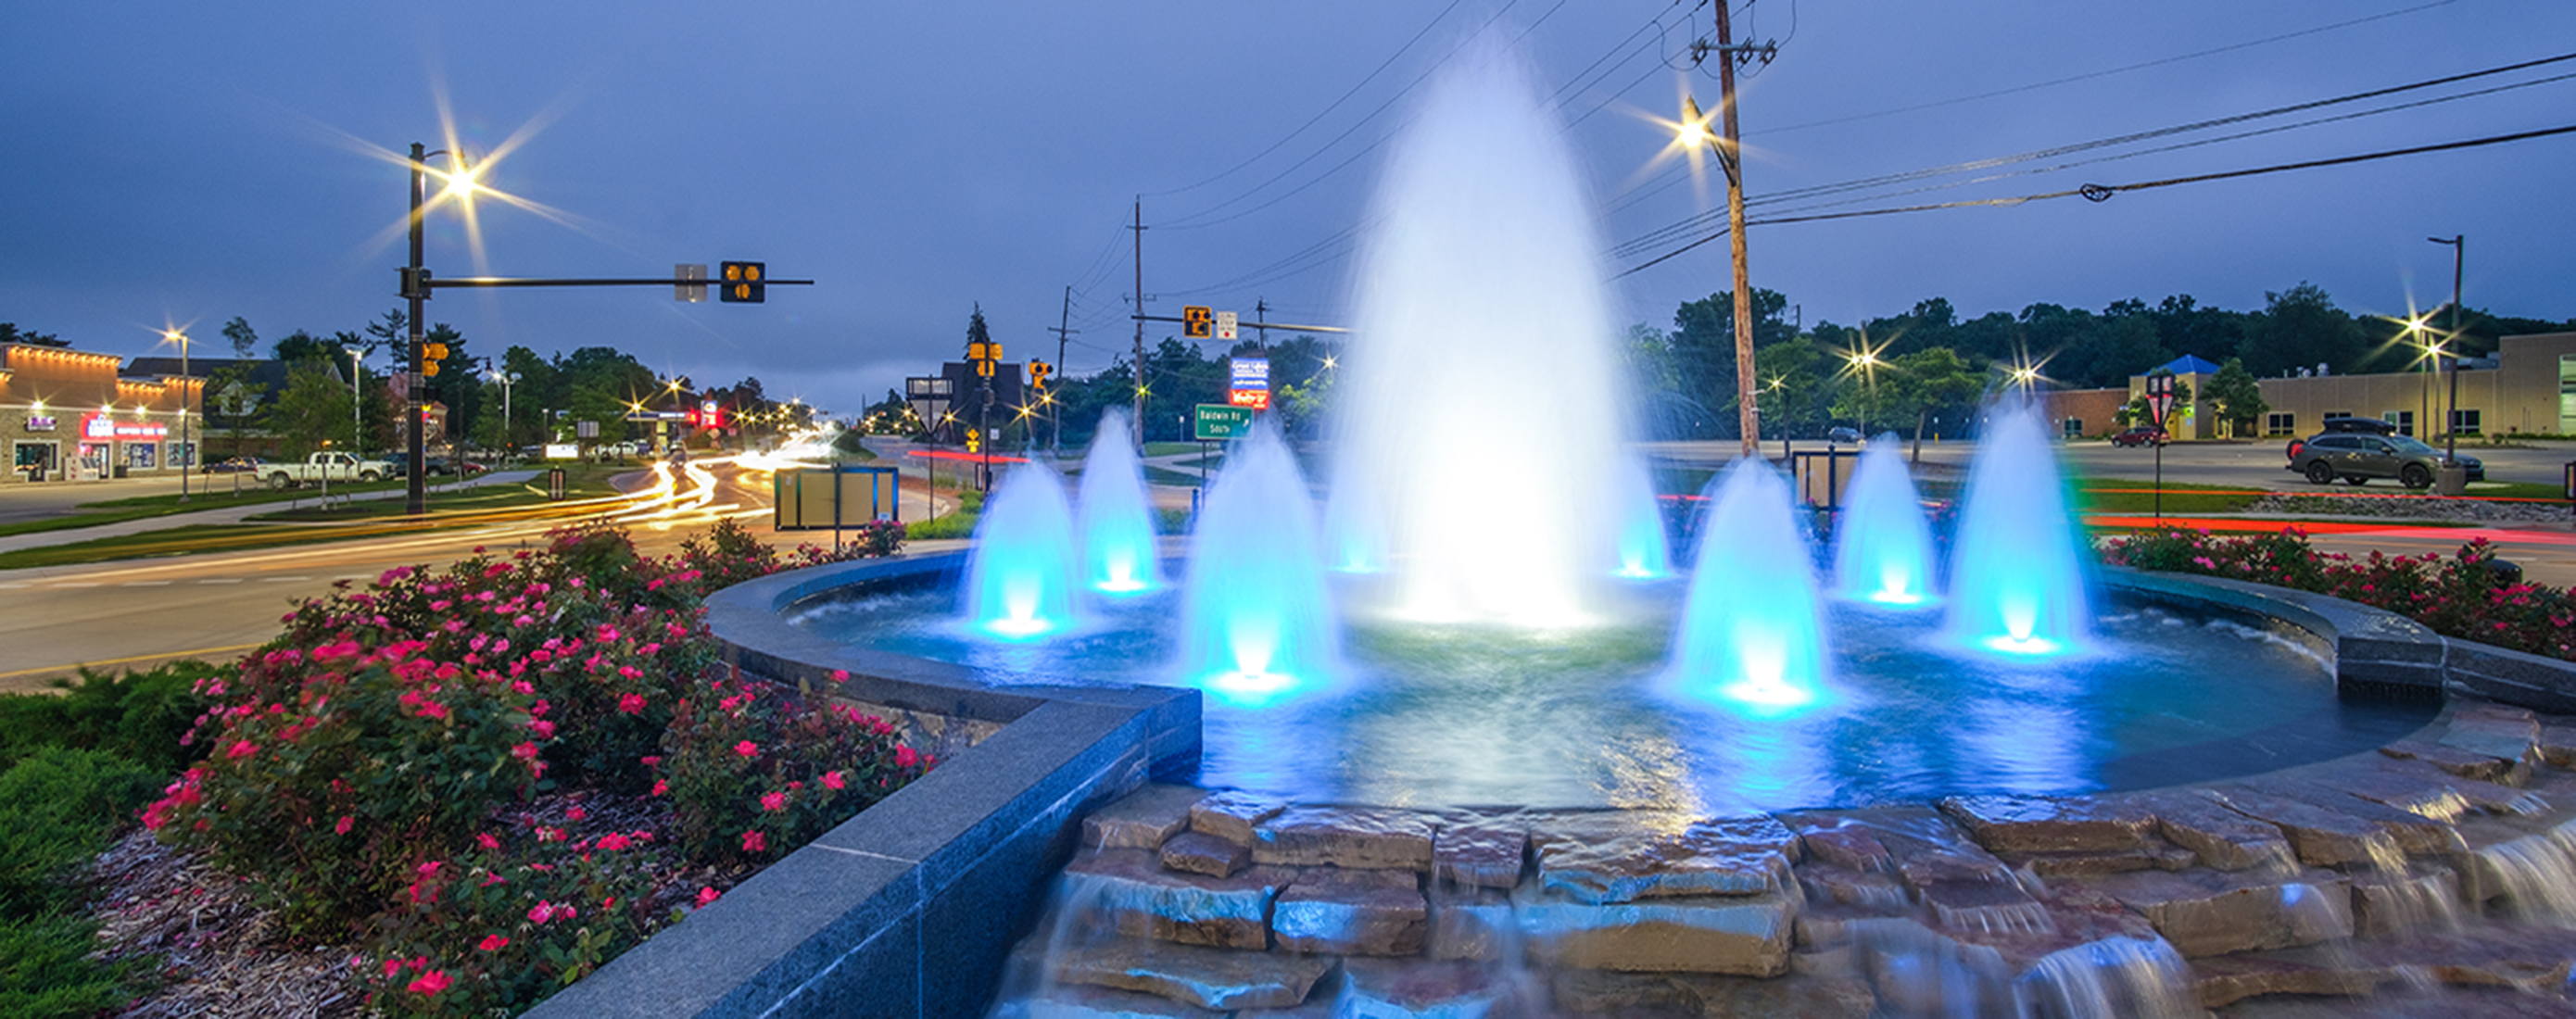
[1671,460,1830,714]
[1321,470,1386,574]
[960,464,1081,640]
[1610,456,1672,579]
[1946,403,2094,656]
[1073,409,1161,595]
[1177,423,1340,707]
[1831,436,1938,607]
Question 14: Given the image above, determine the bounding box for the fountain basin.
[786,552,2435,811]
[530,554,2576,1019]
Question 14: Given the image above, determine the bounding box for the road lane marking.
[197,578,244,585]
[259,576,312,583]
[54,582,100,588]
[120,581,171,587]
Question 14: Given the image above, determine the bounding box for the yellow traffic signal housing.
[720,261,766,303]
[424,342,449,362]
[976,359,995,378]
[423,360,442,378]
[965,430,981,453]
[1182,305,1212,339]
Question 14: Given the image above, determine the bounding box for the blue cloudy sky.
[5,0,2570,412]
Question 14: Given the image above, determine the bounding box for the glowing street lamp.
[401,142,476,515]
[161,330,193,501]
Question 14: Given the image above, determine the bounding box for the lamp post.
[402,142,474,515]
[2430,234,2465,463]
[163,330,191,501]
[345,345,366,452]
[487,367,519,460]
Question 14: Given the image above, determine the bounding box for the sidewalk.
[0,471,539,555]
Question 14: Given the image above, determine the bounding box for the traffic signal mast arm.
[404,273,814,293]
[1130,312,1348,334]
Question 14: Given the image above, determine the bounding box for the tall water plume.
[1946,403,2094,655]
[1832,436,1937,606]
[1178,423,1339,707]
[1671,460,1829,713]
[1329,33,1633,624]
[1610,455,1673,578]
[1073,408,1161,595]
[961,463,1081,640]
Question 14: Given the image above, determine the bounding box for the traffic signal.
[968,340,1001,378]
[964,429,981,453]
[1029,359,1052,392]
[422,340,450,377]
[1182,305,1212,339]
[720,261,766,303]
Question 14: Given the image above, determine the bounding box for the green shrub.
[0,913,148,1019]
[0,748,158,918]
[903,491,982,541]
[361,830,662,1017]
[0,660,213,774]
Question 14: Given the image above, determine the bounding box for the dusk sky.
[6,0,2570,414]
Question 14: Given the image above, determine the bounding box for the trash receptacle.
[2437,462,2469,497]
[112,465,129,479]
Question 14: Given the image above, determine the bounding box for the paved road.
[1645,437,2576,491]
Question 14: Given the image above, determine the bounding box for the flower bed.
[2100,526,2574,660]
[131,520,931,1017]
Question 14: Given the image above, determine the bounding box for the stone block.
[2349,864,2464,937]
[1778,813,1895,871]
[1085,783,1209,850]
[1427,888,1514,962]
[2236,776,2467,856]
[2195,786,2407,868]
[2077,866,2353,957]
[2539,723,2576,767]
[2381,738,2531,785]
[2130,790,2292,871]
[1796,862,1910,910]
[1340,958,1516,1018]
[1159,830,1250,878]
[1251,806,1436,871]
[1190,790,1286,846]
[1063,849,1293,950]
[2190,951,2392,1009]
[1531,813,1795,904]
[1997,837,2196,877]
[1936,794,2154,853]
[1271,866,1427,957]
[1515,887,1795,975]
[1673,973,1876,1018]
[1050,937,1334,1011]
[1432,814,1527,890]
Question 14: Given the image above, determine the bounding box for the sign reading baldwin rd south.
[1193,404,1255,441]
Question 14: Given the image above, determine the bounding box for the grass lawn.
[0,477,413,539]
[2072,479,2268,515]
[247,464,626,522]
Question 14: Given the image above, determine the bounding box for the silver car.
[2286,433,2482,489]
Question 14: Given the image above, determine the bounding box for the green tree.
[2201,358,2267,438]
[221,317,259,358]
[1672,288,1795,437]
[0,323,66,347]
[268,363,354,458]
[2239,283,2363,378]
[1836,346,1984,462]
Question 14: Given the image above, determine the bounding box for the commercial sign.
[81,414,167,441]
[1193,404,1255,441]
[25,415,56,432]
[1227,389,1271,409]
[1229,358,1269,390]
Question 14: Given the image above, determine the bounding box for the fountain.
[719,31,2576,1019]
[959,462,1080,640]
[1671,459,1830,714]
[1946,402,2094,655]
[1174,422,1339,708]
[1072,408,1161,595]
[1327,34,1632,625]
[1832,434,1938,607]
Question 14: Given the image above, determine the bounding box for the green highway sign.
[1193,404,1255,441]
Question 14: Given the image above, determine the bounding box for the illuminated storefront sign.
[26,415,56,432]
[81,414,168,441]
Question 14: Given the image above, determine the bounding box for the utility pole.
[406,142,431,515]
[1712,2,1762,459]
[1131,198,1147,449]
[1049,284,1075,454]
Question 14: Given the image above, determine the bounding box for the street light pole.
[405,142,433,516]
[2431,233,2465,463]
[347,346,364,451]
[166,331,191,502]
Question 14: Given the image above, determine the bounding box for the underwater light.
[1982,634,2065,656]
[1203,670,1298,709]
[1867,589,1926,607]
[980,616,1057,640]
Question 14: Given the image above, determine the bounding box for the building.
[3,344,201,483]
[2243,333,2576,440]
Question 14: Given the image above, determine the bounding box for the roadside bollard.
[549,467,567,502]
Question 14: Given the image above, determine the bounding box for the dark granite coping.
[2101,566,2448,693]
[527,551,1202,1019]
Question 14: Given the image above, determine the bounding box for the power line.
[1761,0,2461,136]
[1610,120,2576,279]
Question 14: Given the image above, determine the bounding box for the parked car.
[1825,426,1863,445]
[2287,417,2402,460]
[261,451,398,489]
[2286,433,2482,489]
[200,456,263,473]
[2110,426,2167,447]
[422,455,488,477]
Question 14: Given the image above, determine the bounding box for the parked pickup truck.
[262,451,397,489]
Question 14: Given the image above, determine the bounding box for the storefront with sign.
[0,343,197,484]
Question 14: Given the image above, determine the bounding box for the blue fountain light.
[960,464,1082,641]
[1177,423,1340,707]
[1610,456,1673,579]
[1321,472,1385,574]
[1831,435,1938,608]
[1074,409,1162,596]
[1945,403,2094,657]
[1671,460,1830,716]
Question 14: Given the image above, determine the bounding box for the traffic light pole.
[407,144,431,516]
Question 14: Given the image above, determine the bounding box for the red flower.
[334,816,354,835]
[618,693,648,714]
[829,670,850,684]
[651,779,669,797]
[895,745,918,769]
[696,887,723,907]
[740,829,767,853]
[408,970,450,995]
[734,740,760,759]
[760,791,788,812]
[566,807,587,822]
[476,832,500,850]
[478,934,509,951]
[227,739,258,759]
[823,771,845,790]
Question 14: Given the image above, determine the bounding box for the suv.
[2287,433,2482,489]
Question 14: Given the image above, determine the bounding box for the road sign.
[2145,374,2178,429]
[676,263,706,303]
[1182,306,1213,339]
[1216,310,1238,342]
[1193,404,1254,440]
